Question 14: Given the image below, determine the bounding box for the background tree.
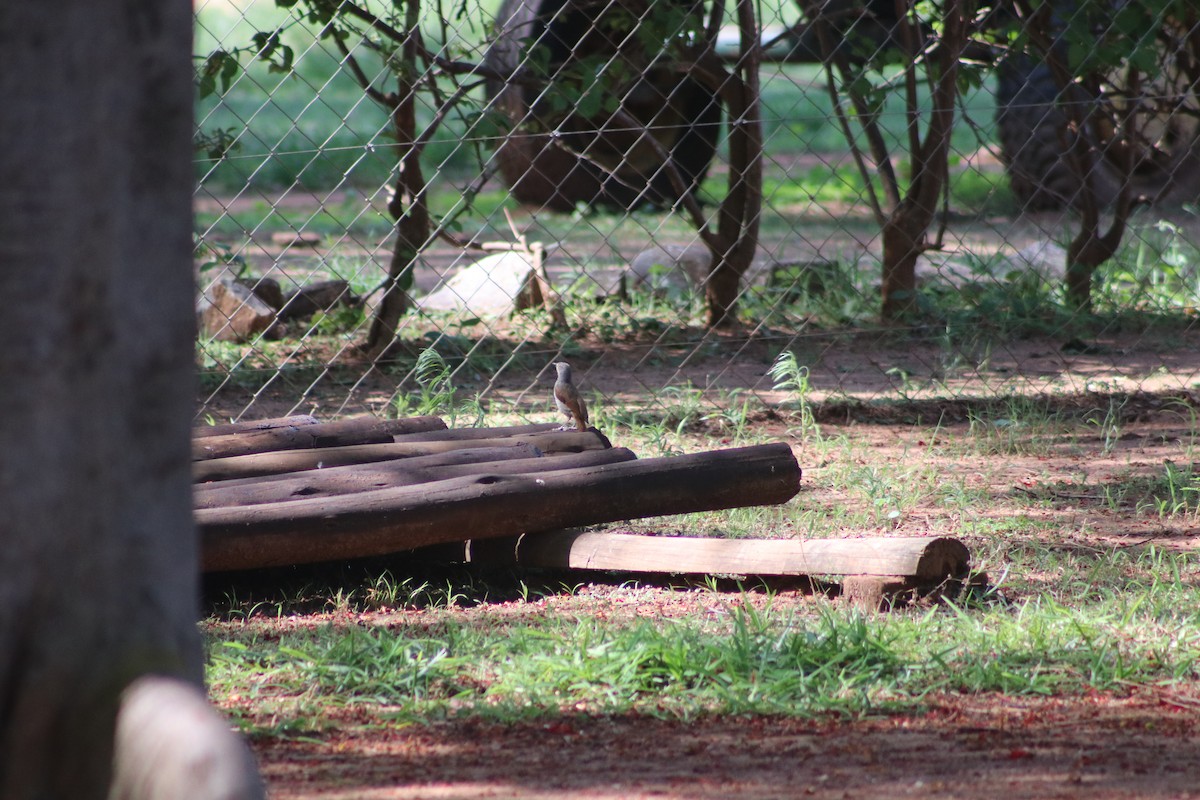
[801,0,971,321]
[0,2,260,797]
[201,0,764,336]
[1001,0,1200,311]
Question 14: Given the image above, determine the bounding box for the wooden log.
[513,533,970,581]
[841,576,919,611]
[194,447,638,509]
[192,414,318,438]
[395,422,613,448]
[193,415,446,460]
[193,430,608,482]
[395,422,563,441]
[199,443,801,572]
[195,444,543,491]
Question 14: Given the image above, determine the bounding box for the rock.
[627,243,711,295]
[419,251,545,317]
[915,241,1067,288]
[278,279,357,321]
[1011,241,1068,283]
[197,276,281,342]
[270,231,323,248]
[236,276,284,311]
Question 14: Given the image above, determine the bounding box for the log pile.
[194,414,975,607]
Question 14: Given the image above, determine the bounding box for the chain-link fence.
[193,0,1200,428]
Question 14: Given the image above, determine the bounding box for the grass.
[206,544,1200,735]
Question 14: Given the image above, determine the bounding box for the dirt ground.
[256,692,1200,799]
[205,332,1200,799]
[240,574,1200,800]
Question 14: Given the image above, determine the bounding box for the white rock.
[1011,242,1068,282]
[627,243,711,295]
[419,251,543,317]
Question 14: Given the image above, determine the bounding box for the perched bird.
[552,361,589,431]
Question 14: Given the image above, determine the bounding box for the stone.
[419,251,544,317]
[1011,241,1068,283]
[627,243,711,296]
[278,279,357,321]
[197,276,281,342]
[236,276,284,311]
[270,230,323,248]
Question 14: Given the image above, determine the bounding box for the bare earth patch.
[255,691,1200,799]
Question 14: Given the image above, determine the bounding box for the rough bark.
[198,443,801,572]
[878,0,965,320]
[1012,0,1137,311]
[194,447,638,509]
[194,430,610,482]
[0,3,259,797]
[362,0,431,357]
[193,415,447,460]
[696,0,763,328]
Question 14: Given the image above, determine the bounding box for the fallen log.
[199,443,801,572]
[193,415,446,460]
[196,444,544,491]
[511,533,969,581]
[194,447,638,509]
[194,430,610,482]
[192,414,318,438]
[395,422,564,441]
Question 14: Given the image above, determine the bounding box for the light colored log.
[199,443,800,572]
[514,533,969,581]
[193,415,446,460]
[194,447,638,509]
[193,430,609,482]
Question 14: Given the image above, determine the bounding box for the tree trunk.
[879,212,925,320]
[878,0,965,321]
[0,3,259,797]
[363,0,431,357]
[702,0,763,328]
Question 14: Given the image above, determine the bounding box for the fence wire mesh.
[193,0,1200,432]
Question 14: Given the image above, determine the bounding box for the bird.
[552,361,589,431]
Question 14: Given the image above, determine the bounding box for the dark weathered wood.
[194,447,638,509]
[196,444,543,491]
[194,430,609,482]
[199,443,801,571]
[513,533,970,581]
[841,576,918,611]
[395,422,563,441]
[193,415,447,460]
[192,414,319,438]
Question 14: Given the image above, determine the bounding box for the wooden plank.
[193,415,446,460]
[194,447,638,509]
[199,443,801,572]
[192,414,318,438]
[513,533,970,581]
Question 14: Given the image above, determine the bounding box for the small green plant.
[768,350,817,439]
[393,346,484,425]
